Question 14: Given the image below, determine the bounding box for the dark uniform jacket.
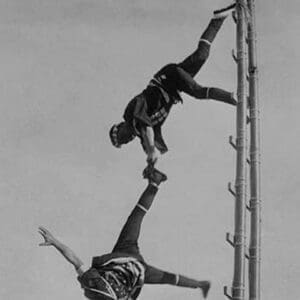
[78,252,145,300]
[123,64,184,154]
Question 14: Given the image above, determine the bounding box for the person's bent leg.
[193,85,236,106]
[207,87,236,105]
[175,68,236,106]
[145,265,210,298]
[112,183,159,255]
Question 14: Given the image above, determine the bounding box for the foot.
[230,92,237,106]
[143,165,167,186]
[200,281,211,299]
[213,3,236,19]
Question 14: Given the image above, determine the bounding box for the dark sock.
[177,275,203,289]
[200,18,226,43]
[208,87,236,105]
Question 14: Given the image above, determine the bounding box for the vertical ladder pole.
[247,0,261,299]
[232,1,248,300]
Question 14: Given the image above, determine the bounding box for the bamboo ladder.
[224,1,261,300]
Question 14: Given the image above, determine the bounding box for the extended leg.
[178,4,235,77]
[145,265,210,298]
[112,170,166,256]
[112,184,158,256]
[178,18,225,78]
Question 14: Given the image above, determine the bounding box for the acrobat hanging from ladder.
[39,3,238,300]
[109,3,236,177]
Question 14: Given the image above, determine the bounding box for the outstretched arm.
[38,226,85,275]
[140,126,158,165]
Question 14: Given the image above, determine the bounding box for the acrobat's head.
[109,121,136,148]
[84,289,114,300]
[79,268,116,300]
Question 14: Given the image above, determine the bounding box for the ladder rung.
[224,286,233,300]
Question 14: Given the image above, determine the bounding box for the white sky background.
[0,0,299,299]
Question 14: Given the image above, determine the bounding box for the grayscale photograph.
[0,1,298,299]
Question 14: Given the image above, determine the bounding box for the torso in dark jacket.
[123,64,184,154]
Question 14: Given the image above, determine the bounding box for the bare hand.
[147,148,158,165]
[38,226,56,246]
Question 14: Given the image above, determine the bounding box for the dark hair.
[109,122,136,148]
[79,268,115,300]
[84,289,111,300]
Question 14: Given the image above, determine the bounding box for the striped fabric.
[150,107,169,125]
[101,257,145,299]
[136,204,148,213]
[199,38,211,46]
